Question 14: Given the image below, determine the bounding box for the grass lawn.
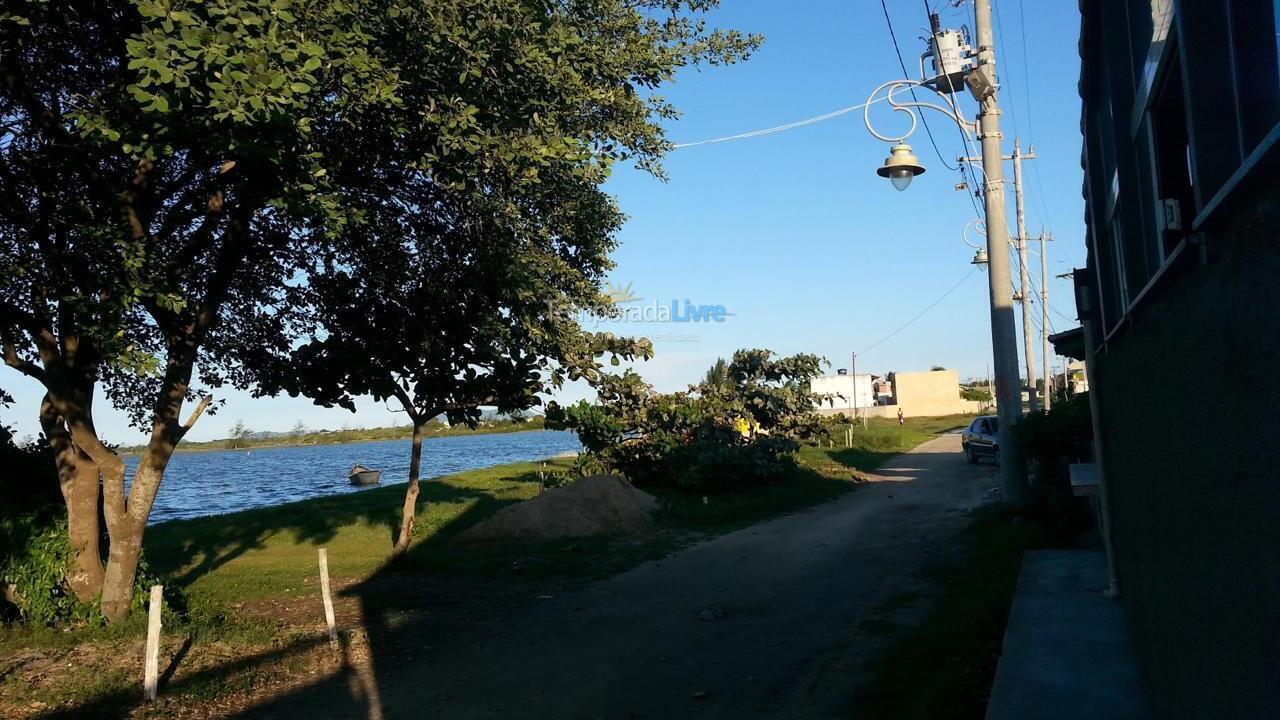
[0,414,972,719]
[851,504,1082,720]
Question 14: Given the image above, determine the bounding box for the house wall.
[890,370,978,417]
[810,374,874,411]
[1077,0,1280,715]
[1092,184,1280,720]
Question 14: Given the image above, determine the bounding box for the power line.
[671,100,879,148]
[1015,0,1054,230]
[859,268,978,356]
[880,0,958,171]
[992,0,1020,140]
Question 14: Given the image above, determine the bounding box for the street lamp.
[876,143,925,191]
[859,2,1029,508]
[862,79,974,194]
[964,218,989,268]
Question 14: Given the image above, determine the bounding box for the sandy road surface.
[240,434,998,720]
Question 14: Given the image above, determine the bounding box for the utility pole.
[851,352,866,429]
[971,0,1027,506]
[850,351,857,423]
[1011,139,1039,411]
[1040,230,1052,411]
[965,138,1039,412]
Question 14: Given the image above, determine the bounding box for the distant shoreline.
[120,417,549,456]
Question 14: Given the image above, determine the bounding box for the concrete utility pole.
[1011,139,1039,411]
[1040,230,1052,411]
[851,352,866,429]
[966,139,1039,411]
[972,0,1027,506]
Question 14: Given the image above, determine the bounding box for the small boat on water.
[348,465,382,486]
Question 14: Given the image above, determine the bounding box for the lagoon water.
[127,430,581,525]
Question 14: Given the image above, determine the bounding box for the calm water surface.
[127,430,580,524]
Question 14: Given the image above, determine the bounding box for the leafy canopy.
[1,0,760,425]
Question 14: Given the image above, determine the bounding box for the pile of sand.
[456,475,658,543]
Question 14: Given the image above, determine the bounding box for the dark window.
[1229,0,1280,153]
[1150,49,1194,256]
[1178,1,1246,201]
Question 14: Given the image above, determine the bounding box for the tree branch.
[2,340,45,381]
[180,395,212,432]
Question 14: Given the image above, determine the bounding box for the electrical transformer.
[924,28,973,93]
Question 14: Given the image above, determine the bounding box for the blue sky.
[1,0,1087,444]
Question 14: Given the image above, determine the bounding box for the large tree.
[0,0,757,621]
[271,203,653,556]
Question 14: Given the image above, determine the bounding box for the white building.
[811,372,875,412]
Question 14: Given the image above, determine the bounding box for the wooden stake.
[143,584,163,701]
[318,548,338,647]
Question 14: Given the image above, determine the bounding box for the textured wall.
[1094,185,1280,720]
[890,370,980,417]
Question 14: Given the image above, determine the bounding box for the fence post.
[318,548,338,647]
[143,584,163,701]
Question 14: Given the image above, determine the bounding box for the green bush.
[0,512,96,625]
[548,350,824,492]
[1,509,172,626]
[1015,392,1094,517]
[0,423,61,511]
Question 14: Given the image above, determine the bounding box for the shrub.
[1,510,170,626]
[0,423,61,511]
[1015,392,1094,518]
[0,512,96,625]
[548,349,825,492]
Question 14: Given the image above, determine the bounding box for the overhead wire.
[1013,0,1053,230]
[671,100,879,148]
[858,268,979,356]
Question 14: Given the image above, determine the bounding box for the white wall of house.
[811,374,875,411]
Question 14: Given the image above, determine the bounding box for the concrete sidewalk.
[985,550,1151,720]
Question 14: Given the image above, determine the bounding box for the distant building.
[889,369,982,417]
[872,377,894,405]
[814,368,987,419]
[1059,2,1280,717]
[811,372,874,412]
[1046,358,1088,396]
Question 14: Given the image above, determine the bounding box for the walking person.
[897,407,905,426]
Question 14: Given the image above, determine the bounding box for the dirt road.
[240,433,998,720]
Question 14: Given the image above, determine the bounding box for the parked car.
[961,415,1000,464]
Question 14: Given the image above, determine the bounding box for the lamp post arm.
[962,219,987,249]
[863,79,977,144]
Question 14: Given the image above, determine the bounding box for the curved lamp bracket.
[962,218,987,249]
[863,80,977,144]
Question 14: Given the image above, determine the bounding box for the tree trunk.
[392,420,425,556]
[98,452,179,623]
[62,453,105,600]
[41,397,105,601]
[64,415,167,625]
[99,518,142,623]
